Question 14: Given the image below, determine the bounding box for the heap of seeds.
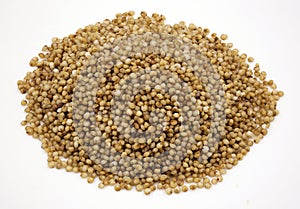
[17,11,283,195]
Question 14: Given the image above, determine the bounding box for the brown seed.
[182,185,188,192]
[166,188,172,195]
[21,100,27,106]
[189,184,197,190]
[248,57,254,62]
[114,184,121,191]
[144,188,151,195]
[220,34,228,40]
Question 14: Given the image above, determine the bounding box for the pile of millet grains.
[17,11,283,195]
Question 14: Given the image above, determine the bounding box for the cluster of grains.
[17,11,283,195]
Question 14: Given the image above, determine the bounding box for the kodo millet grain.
[17,11,283,195]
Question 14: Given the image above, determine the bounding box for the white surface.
[0,0,299,209]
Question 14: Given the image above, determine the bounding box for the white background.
[0,0,299,209]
